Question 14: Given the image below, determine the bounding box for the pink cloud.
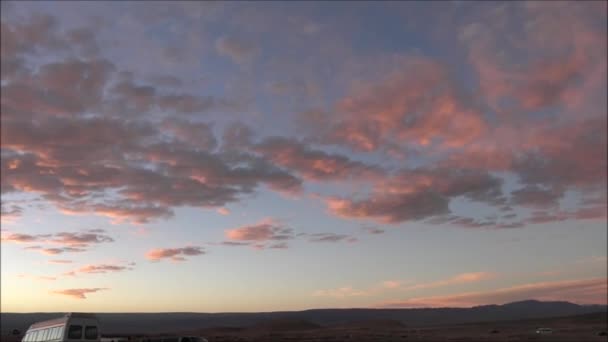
[325,168,506,224]
[64,263,133,276]
[312,286,369,298]
[51,288,108,300]
[314,56,487,152]
[225,219,294,244]
[251,137,384,181]
[1,204,22,224]
[400,272,495,292]
[217,207,230,216]
[1,229,114,255]
[215,36,258,65]
[47,259,73,264]
[299,233,358,244]
[18,274,57,281]
[383,281,402,289]
[145,246,205,262]
[377,278,607,308]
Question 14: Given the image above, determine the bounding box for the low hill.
[1,300,605,335]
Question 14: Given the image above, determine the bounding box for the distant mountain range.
[1,300,606,335]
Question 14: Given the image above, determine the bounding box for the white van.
[21,313,100,342]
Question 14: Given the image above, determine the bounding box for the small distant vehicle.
[21,313,100,342]
[535,327,553,334]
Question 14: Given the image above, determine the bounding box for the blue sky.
[1,1,606,312]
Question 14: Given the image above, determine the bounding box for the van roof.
[29,313,99,329]
[30,317,69,329]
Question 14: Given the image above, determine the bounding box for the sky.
[0,1,606,313]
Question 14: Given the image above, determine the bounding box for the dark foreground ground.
[189,313,608,342]
[2,312,606,342]
[123,312,607,342]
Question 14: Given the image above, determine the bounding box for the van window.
[56,326,65,340]
[68,325,82,339]
[50,328,57,340]
[84,326,98,340]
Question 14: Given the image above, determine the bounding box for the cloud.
[383,281,402,289]
[215,36,258,65]
[1,118,303,223]
[217,207,230,215]
[1,233,50,244]
[225,219,294,248]
[1,4,605,233]
[460,2,606,115]
[312,286,370,298]
[18,274,57,281]
[311,56,486,152]
[64,263,134,276]
[327,190,449,224]
[51,288,108,300]
[51,231,114,246]
[399,272,494,292]
[325,168,505,224]
[1,16,303,224]
[251,137,384,181]
[47,259,73,264]
[1,203,23,223]
[299,233,358,243]
[312,273,490,300]
[377,278,607,308]
[2,229,114,256]
[145,246,205,262]
[363,227,385,235]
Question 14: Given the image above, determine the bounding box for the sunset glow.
[1,1,606,313]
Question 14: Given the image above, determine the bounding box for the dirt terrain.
[175,313,608,342]
[2,312,606,342]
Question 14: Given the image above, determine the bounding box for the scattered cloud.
[146,246,205,262]
[1,229,114,254]
[215,36,258,65]
[51,288,108,300]
[217,207,231,216]
[18,274,57,281]
[325,168,505,224]
[47,259,73,264]
[383,280,402,289]
[251,137,384,181]
[363,227,385,235]
[224,219,294,249]
[299,232,358,243]
[312,286,370,298]
[377,278,607,308]
[64,263,134,276]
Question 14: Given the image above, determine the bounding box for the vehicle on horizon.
[535,327,553,334]
[21,313,100,342]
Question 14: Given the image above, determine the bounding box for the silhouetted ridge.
[2,300,606,335]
